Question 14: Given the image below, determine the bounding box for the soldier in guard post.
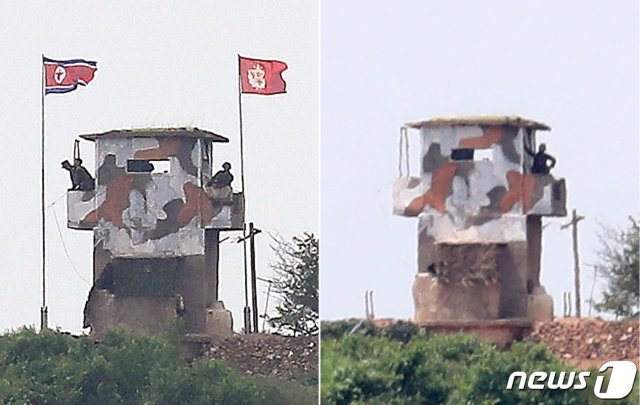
[61,158,95,191]
[525,143,557,175]
[205,162,234,201]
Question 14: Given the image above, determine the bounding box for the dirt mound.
[205,334,318,382]
[525,318,639,368]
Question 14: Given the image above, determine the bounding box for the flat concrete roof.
[80,127,229,142]
[405,116,551,131]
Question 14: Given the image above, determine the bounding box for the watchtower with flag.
[53,54,286,337]
[393,116,567,345]
[66,128,244,339]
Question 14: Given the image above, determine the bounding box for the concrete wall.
[413,273,501,322]
[496,242,529,318]
[414,241,529,320]
[83,289,178,339]
[85,230,223,336]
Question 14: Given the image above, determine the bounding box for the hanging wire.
[47,191,69,208]
[49,187,108,209]
[398,126,410,177]
[50,204,91,286]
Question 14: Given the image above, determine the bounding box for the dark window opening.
[127,159,170,174]
[451,148,474,161]
[450,148,493,162]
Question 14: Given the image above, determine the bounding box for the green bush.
[321,319,379,339]
[381,321,420,343]
[321,333,638,404]
[0,327,316,404]
[321,319,420,343]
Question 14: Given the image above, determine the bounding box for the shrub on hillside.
[320,319,378,339]
[321,333,638,404]
[381,320,420,343]
[0,327,315,404]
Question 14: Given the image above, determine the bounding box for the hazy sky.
[321,1,639,320]
[0,1,318,333]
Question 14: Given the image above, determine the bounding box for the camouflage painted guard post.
[393,116,567,345]
[66,128,244,339]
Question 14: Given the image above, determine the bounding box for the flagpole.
[237,55,247,195]
[237,54,251,333]
[40,55,48,330]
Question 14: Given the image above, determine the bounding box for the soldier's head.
[539,143,547,153]
[74,158,83,167]
[222,162,231,171]
[61,160,72,170]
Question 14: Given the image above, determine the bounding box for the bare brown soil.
[525,317,639,369]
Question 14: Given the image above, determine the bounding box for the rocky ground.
[525,317,639,368]
[205,334,318,382]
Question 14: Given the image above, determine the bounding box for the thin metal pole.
[364,290,368,318]
[237,55,251,334]
[588,265,598,317]
[571,210,583,318]
[40,55,48,330]
[249,222,259,333]
[561,209,585,318]
[261,280,272,332]
[237,54,246,195]
[242,224,250,333]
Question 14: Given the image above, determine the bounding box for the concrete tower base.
[527,285,554,322]
[205,301,234,337]
[412,273,500,322]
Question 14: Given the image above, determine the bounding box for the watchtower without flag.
[394,116,567,344]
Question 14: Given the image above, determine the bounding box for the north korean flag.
[44,57,97,95]
[239,56,287,95]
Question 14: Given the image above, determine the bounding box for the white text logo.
[506,360,637,400]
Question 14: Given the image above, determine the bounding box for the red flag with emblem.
[239,56,287,95]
